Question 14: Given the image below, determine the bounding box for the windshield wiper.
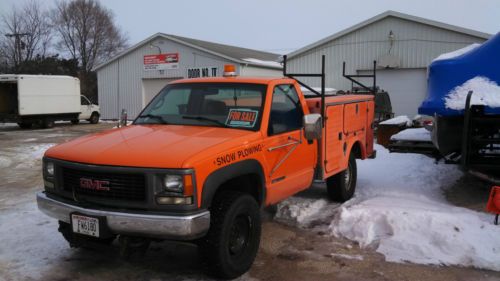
[137,114,169,124]
[182,115,226,127]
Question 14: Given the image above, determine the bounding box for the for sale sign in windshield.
[144,53,179,71]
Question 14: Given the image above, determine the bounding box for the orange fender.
[486,186,500,214]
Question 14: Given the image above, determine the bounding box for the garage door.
[359,68,427,117]
[142,78,179,107]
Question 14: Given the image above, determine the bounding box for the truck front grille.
[62,167,146,202]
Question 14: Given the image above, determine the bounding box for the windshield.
[135,83,267,131]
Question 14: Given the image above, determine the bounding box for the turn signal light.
[156,196,193,205]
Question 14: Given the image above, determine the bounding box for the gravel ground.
[0,122,499,281]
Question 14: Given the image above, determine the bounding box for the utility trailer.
[0,75,82,128]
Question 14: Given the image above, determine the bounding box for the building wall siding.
[97,37,240,119]
[287,16,487,91]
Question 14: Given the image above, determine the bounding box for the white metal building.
[286,11,490,117]
[94,33,282,119]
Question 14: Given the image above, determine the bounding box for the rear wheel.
[326,153,357,202]
[41,118,54,129]
[17,122,32,129]
[199,191,261,279]
[89,112,99,124]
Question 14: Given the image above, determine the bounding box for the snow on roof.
[445,76,500,110]
[432,43,481,62]
[242,58,282,68]
[390,127,431,142]
[379,115,412,126]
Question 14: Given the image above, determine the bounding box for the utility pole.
[5,33,30,69]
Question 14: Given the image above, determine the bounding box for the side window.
[81,96,90,105]
[268,84,304,136]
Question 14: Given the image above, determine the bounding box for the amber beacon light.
[223,64,237,77]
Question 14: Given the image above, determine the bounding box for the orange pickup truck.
[37,59,375,278]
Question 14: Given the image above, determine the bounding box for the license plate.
[71,214,100,237]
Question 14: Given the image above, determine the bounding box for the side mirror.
[303,113,322,140]
[119,108,128,127]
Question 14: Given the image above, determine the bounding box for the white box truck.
[0,75,100,128]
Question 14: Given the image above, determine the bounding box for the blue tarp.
[418,32,500,116]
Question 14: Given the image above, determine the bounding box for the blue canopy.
[418,32,500,116]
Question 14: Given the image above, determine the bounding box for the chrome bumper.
[36,192,210,240]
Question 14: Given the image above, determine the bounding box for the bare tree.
[52,0,127,73]
[0,1,52,70]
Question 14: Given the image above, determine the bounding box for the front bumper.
[36,192,210,240]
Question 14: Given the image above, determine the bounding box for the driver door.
[79,95,92,119]
[263,84,316,204]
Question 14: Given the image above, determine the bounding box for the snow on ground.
[445,76,500,110]
[379,115,412,127]
[433,43,481,62]
[0,143,55,182]
[276,145,500,271]
[391,128,431,142]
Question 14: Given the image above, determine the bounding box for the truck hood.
[45,125,258,168]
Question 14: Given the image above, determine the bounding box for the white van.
[0,75,100,128]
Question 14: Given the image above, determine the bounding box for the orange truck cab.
[37,61,375,279]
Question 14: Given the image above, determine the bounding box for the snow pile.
[391,128,431,142]
[276,197,329,226]
[331,197,500,270]
[276,145,500,271]
[433,43,481,62]
[444,76,500,110]
[330,146,500,271]
[242,58,282,68]
[379,115,412,127]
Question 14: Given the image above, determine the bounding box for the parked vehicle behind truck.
[0,75,100,128]
[37,59,375,279]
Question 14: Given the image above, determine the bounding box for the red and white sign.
[143,53,179,71]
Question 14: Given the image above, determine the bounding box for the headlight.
[45,162,54,177]
[163,175,184,193]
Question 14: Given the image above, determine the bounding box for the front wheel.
[89,112,99,124]
[326,153,357,202]
[199,191,261,279]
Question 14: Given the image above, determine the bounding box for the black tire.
[58,221,115,248]
[199,191,261,279]
[41,118,54,129]
[71,119,80,124]
[89,112,99,124]
[17,122,32,129]
[326,153,357,202]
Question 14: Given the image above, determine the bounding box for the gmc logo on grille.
[79,178,110,191]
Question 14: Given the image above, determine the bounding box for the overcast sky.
[1,0,499,54]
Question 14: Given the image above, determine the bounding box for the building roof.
[94,33,281,71]
[287,10,492,59]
